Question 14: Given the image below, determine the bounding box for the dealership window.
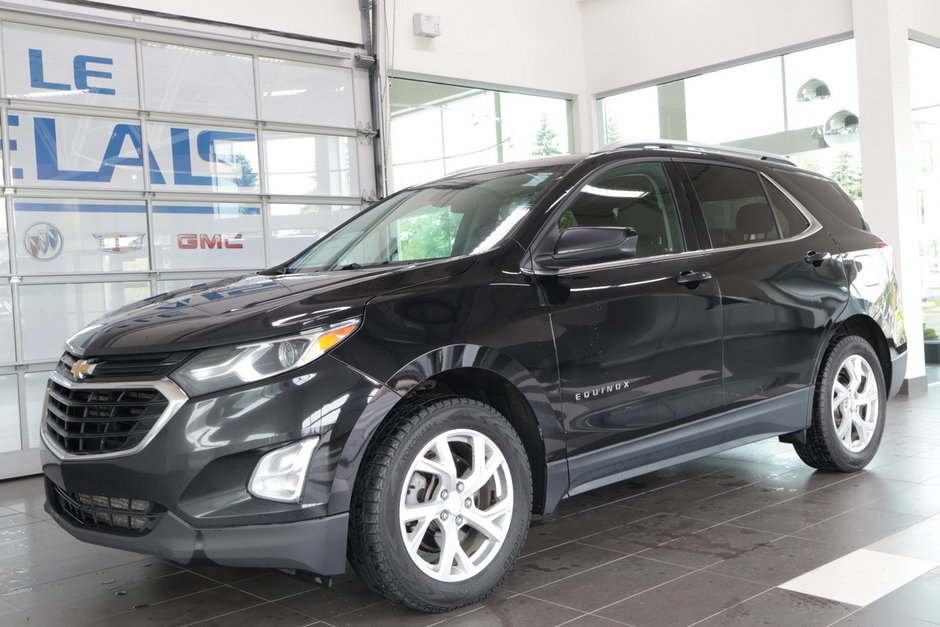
[599,39,863,208]
[0,12,374,477]
[389,78,572,190]
[911,40,940,349]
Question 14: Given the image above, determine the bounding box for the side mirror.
[536,226,638,269]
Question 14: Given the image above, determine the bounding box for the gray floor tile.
[832,605,940,626]
[729,496,857,534]
[276,576,385,621]
[441,594,582,626]
[190,601,314,626]
[595,570,769,626]
[638,523,780,569]
[704,534,851,586]
[523,503,649,556]
[792,507,926,550]
[693,588,857,626]
[92,585,260,626]
[868,566,940,623]
[576,512,715,555]
[501,542,625,593]
[526,554,691,612]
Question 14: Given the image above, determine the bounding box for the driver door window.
[558,161,686,258]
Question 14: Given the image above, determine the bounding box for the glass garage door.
[0,11,375,478]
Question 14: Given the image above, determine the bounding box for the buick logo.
[93,232,145,254]
[71,359,98,380]
[24,223,63,261]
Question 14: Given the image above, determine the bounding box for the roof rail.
[593,139,796,166]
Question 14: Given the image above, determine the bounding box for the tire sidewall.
[816,336,886,470]
[374,400,531,607]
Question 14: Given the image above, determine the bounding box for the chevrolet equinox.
[41,141,906,612]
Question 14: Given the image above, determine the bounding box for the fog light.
[248,437,319,503]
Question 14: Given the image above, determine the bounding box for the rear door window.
[683,163,781,247]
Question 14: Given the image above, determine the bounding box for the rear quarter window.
[771,169,866,230]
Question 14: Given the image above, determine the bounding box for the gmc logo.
[177,233,244,249]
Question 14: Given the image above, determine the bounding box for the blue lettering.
[28,49,70,90]
[170,128,212,186]
[196,130,255,164]
[33,118,164,184]
[73,55,115,95]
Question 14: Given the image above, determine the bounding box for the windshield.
[287,165,570,272]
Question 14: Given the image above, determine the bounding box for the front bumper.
[41,354,398,574]
[44,485,350,574]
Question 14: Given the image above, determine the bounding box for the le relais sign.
[2,23,259,193]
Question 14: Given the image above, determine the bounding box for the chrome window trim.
[527,168,823,277]
[40,371,189,461]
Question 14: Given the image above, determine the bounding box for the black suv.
[41,141,906,612]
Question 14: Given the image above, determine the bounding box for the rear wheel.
[793,335,886,472]
[349,396,532,612]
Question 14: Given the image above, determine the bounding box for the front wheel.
[793,335,886,472]
[348,397,532,612]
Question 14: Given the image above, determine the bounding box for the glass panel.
[684,163,779,247]
[269,203,360,261]
[0,375,19,452]
[25,371,51,449]
[142,41,254,119]
[389,78,572,191]
[146,121,260,193]
[784,39,858,132]
[13,199,148,274]
[0,200,8,274]
[0,285,16,364]
[685,57,785,144]
[8,110,145,190]
[264,131,355,196]
[911,40,940,344]
[559,161,685,258]
[499,92,570,161]
[258,57,355,127]
[152,202,264,270]
[18,281,150,361]
[2,22,139,109]
[600,85,660,144]
[764,182,809,237]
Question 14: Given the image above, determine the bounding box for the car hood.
[67,257,475,356]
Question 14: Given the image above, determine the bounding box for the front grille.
[57,351,192,381]
[43,380,169,455]
[52,484,164,535]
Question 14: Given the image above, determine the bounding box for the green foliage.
[926,324,939,341]
[605,116,622,145]
[830,151,863,201]
[792,155,821,173]
[232,154,259,188]
[531,114,561,157]
[398,207,462,260]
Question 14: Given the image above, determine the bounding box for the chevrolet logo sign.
[71,359,98,380]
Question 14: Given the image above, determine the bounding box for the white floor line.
[778,548,938,607]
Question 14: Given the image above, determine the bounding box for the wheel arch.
[335,345,566,516]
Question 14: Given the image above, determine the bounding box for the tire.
[348,396,532,613]
[793,335,886,472]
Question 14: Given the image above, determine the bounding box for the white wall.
[389,0,586,96]
[580,0,853,95]
[84,0,363,44]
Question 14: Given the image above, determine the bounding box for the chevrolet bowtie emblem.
[71,359,98,380]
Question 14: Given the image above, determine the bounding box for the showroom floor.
[1,386,938,626]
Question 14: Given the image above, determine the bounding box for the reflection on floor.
[0,386,938,626]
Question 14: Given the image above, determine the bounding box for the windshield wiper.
[340,263,362,270]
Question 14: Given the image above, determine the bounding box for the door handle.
[804,250,831,266]
[675,270,712,286]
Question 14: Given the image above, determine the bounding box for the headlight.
[171,318,359,396]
